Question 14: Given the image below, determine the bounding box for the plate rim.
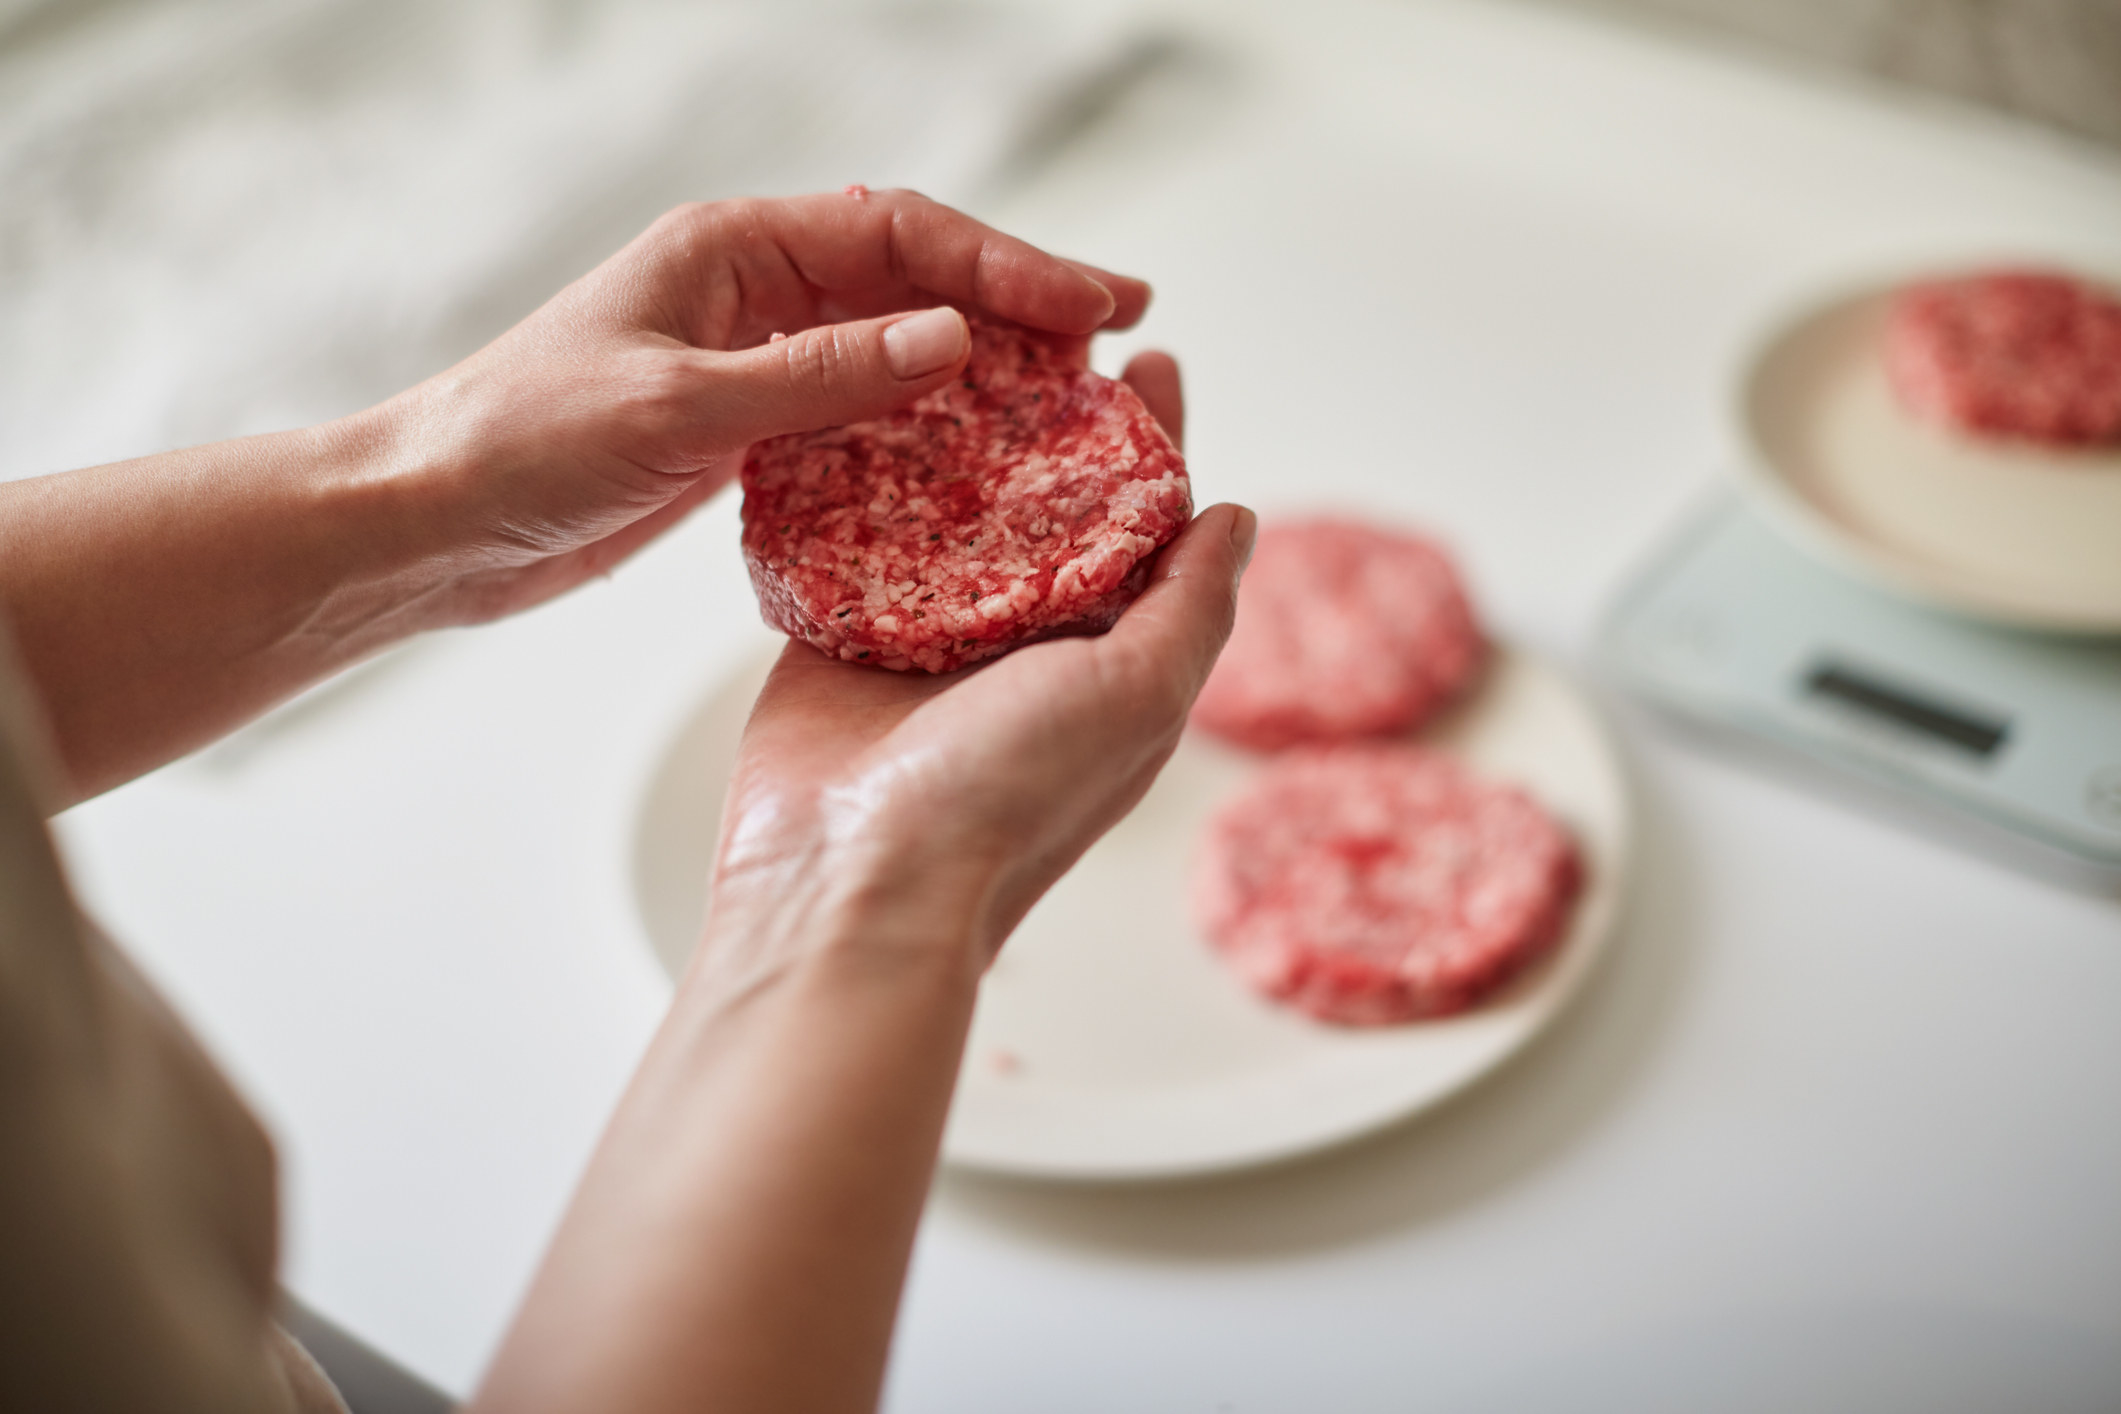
[939,648,1635,1181]
[1733,272,2121,636]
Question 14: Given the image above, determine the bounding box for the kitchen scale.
[1602,270,2121,884]
[1600,496,2121,881]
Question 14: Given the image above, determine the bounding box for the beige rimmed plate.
[632,643,1630,1181]
[1738,278,2121,634]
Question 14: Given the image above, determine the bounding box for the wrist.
[347,353,736,630]
[313,372,580,634]
[686,810,999,1009]
[314,389,496,600]
[261,407,448,646]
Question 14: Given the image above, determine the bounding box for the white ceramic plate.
[1737,279,2121,634]
[633,642,1630,1180]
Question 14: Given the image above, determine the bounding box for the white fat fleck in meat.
[978,581,1038,621]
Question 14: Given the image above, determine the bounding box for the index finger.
[727,189,1151,336]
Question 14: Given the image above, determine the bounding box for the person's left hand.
[372,189,1148,625]
[689,355,1252,994]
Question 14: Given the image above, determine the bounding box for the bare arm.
[0,191,1146,803]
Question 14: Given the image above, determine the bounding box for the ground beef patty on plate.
[740,313,1190,672]
[1884,270,2121,447]
[1191,518,1484,750]
[1192,743,1580,1026]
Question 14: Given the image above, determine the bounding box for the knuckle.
[641,202,721,272]
[693,197,763,250]
[781,326,859,396]
[653,201,712,240]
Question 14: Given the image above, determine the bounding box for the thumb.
[697,306,969,450]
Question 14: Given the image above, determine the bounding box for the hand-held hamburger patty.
[1192,743,1581,1026]
[1192,518,1485,750]
[1884,270,2121,447]
[740,314,1191,672]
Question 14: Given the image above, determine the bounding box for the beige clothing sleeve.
[0,631,347,1414]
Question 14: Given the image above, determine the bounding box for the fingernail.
[1081,274,1117,324]
[1229,505,1258,582]
[884,307,967,379]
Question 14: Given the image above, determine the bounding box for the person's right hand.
[1,188,1155,800]
[690,358,1252,994]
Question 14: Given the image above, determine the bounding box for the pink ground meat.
[1192,743,1581,1026]
[1884,270,2121,447]
[1191,519,1486,751]
[740,314,1190,672]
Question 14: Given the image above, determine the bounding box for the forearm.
[0,407,453,802]
[473,866,985,1414]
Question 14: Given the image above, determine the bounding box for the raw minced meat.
[1884,270,2121,447]
[1192,743,1581,1026]
[1191,518,1485,751]
[740,313,1190,672]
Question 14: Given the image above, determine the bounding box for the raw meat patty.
[1883,270,2121,446]
[740,313,1190,672]
[1192,743,1581,1025]
[1191,519,1485,750]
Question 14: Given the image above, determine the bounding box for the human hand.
[372,189,1148,624]
[0,189,1149,804]
[692,358,1253,992]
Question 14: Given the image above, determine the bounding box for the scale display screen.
[1599,500,2121,876]
[1802,659,2012,760]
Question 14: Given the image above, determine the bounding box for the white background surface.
[30,0,2121,1408]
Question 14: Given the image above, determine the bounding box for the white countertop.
[52,2,2121,1408]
